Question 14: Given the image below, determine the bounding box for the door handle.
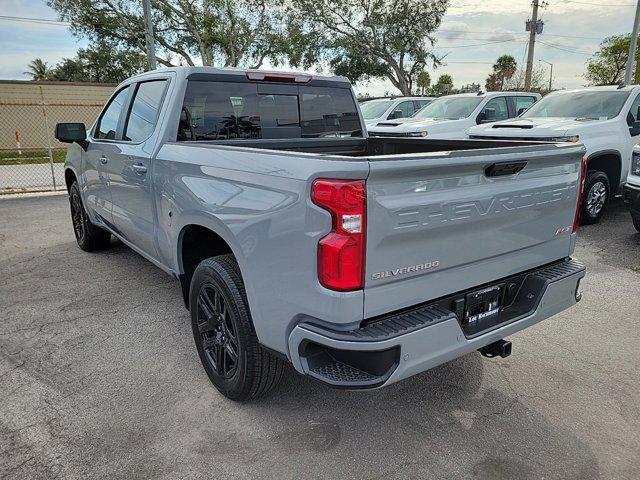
[132,164,147,175]
[100,155,108,165]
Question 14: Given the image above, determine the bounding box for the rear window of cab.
[178,81,362,141]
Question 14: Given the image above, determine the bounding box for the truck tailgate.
[364,144,585,318]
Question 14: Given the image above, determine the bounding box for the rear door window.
[179,81,362,141]
[514,96,536,115]
[124,80,167,142]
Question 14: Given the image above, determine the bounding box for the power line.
[0,15,69,25]
[436,39,524,49]
[537,40,594,55]
[438,28,604,41]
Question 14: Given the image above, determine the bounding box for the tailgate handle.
[485,161,527,177]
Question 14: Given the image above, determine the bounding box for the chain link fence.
[0,81,114,194]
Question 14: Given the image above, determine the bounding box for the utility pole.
[539,59,553,92]
[142,0,157,70]
[624,0,640,85]
[524,0,540,91]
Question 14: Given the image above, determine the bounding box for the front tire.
[189,254,285,401]
[580,171,610,225]
[68,181,111,251]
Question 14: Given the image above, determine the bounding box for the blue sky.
[0,0,635,94]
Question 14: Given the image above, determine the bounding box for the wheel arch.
[64,167,78,193]
[176,222,240,309]
[586,150,622,193]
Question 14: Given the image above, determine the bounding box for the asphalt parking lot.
[1,193,639,480]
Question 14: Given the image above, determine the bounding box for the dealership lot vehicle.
[624,146,640,232]
[359,96,434,128]
[469,85,640,225]
[57,67,584,400]
[367,91,540,138]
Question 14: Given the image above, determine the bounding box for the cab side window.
[514,96,536,115]
[95,86,131,140]
[627,94,640,125]
[123,80,168,142]
[389,101,415,119]
[482,97,509,121]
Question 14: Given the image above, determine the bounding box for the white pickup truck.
[469,85,640,224]
[359,96,434,128]
[367,91,541,139]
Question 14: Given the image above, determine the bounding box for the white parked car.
[469,85,640,224]
[367,91,541,139]
[359,96,434,128]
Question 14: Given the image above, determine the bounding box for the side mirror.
[483,107,496,122]
[55,123,87,144]
[388,109,404,120]
[517,107,528,116]
[630,120,640,137]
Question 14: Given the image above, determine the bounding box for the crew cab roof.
[122,66,352,88]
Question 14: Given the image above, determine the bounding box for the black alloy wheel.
[196,285,239,379]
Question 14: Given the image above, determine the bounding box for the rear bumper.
[623,182,640,215]
[288,258,585,389]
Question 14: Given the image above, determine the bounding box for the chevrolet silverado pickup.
[56,67,586,401]
[469,85,640,224]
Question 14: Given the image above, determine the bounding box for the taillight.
[573,156,587,233]
[311,179,366,291]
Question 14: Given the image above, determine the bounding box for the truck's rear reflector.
[312,179,366,291]
[573,156,587,233]
[245,71,312,83]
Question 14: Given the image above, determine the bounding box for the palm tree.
[416,71,431,95]
[494,55,517,90]
[24,59,51,81]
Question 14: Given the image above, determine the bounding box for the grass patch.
[0,149,66,165]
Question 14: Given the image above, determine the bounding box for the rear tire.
[69,181,111,251]
[189,254,285,401]
[580,170,609,225]
[632,212,640,233]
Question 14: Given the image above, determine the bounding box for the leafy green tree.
[485,55,517,91]
[28,41,146,83]
[24,59,51,80]
[47,0,293,68]
[76,42,146,82]
[585,35,640,85]
[417,71,431,95]
[47,58,87,82]
[291,0,450,95]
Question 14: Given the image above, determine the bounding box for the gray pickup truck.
[56,67,586,401]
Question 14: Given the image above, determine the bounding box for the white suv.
[469,85,640,224]
[367,91,540,139]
